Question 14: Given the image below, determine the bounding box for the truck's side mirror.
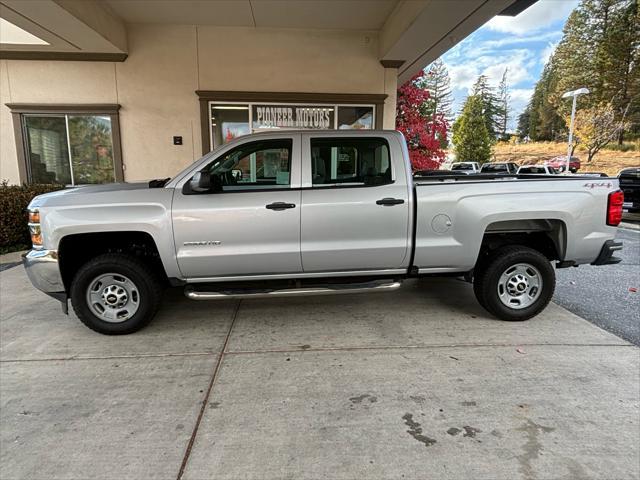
[190,171,211,192]
[189,171,224,193]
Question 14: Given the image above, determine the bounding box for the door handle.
[376,198,405,206]
[266,202,296,210]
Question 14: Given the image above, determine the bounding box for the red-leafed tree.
[396,72,448,171]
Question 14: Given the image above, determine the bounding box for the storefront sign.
[252,105,334,130]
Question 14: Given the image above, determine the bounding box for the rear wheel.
[70,253,163,334]
[473,245,555,321]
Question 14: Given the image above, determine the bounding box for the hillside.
[491,142,640,176]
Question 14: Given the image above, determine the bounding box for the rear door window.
[310,137,392,187]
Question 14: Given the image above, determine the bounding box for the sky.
[440,0,580,131]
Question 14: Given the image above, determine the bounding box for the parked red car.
[546,156,581,173]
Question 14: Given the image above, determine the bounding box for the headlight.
[28,209,43,249]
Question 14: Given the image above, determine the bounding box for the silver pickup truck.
[23,130,624,334]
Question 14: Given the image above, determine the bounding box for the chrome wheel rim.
[86,273,140,323]
[497,263,542,310]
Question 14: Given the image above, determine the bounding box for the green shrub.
[602,141,638,152]
[0,181,65,252]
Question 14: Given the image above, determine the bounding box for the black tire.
[570,168,577,173]
[473,245,555,321]
[70,253,163,334]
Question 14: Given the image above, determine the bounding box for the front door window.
[204,140,292,190]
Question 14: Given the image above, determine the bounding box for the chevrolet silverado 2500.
[23,131,624,334]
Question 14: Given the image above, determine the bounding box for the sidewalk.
[1,265,638,480]
[0,250,25,272]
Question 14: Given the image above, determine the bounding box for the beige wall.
[0,24,397,184]
[115,25,200,181]
[0,60,19,183]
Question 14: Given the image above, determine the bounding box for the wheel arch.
[58,231,169,292]
[478,218,567,265]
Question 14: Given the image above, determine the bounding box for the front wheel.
[70,253,163,334]
[473,246,555,321]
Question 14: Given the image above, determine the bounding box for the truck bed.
[411,174,619,273]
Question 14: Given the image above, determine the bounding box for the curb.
[0,250,27,266]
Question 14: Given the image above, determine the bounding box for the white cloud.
[540,41,559,65]
[480,51,533,87]
[448,64,479,91]
[444,49,535,93]
[441,0,579,130]
[508,89,535,130]
[480,30,562,49]
[510,88,534,103]
[486,0,578,35]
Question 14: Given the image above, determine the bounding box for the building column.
[382,67,398,130]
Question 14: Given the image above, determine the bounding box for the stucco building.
[0,0,534,185]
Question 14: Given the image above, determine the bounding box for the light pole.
[561,88,589,174]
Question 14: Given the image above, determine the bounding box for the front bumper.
[22,250,68,313]
[591,240,623,266]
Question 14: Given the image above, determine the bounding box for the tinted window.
[205,139,292,190]
[310,138,391,186]
[452,163,473,171]
[481,164,507,172]
[519,167,546,174]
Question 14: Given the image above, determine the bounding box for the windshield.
[452,163,474,171]
[519,167,547,174]
[481,164,507,172]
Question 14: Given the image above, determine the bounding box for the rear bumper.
[591,240,623,266]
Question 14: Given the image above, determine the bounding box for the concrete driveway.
[1,265,638,480]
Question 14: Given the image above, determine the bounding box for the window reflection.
[211,105,250,148]
[25,116,71,184]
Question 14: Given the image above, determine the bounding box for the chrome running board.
[185,280,402,300]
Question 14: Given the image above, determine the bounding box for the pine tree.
[551,0,639,140]
[527,59,565,141]
[518,0,639,147]
[452,95,492,163]
[552,5,596,113]
[517,107,531,139]
[600,0,639,142]
[496,68,510,139]
[420,58,454,123]
[418,58,454,148]
[471,75,501,139]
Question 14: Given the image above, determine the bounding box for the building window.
[211,104,250,147]
[7,104,123,185]
[209,103,375,149]
[337,106,374,130]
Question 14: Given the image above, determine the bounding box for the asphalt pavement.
[554,222,640,346]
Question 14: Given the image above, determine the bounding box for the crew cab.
[23,131,624,334]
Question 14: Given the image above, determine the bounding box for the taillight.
[607,190,624,226]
